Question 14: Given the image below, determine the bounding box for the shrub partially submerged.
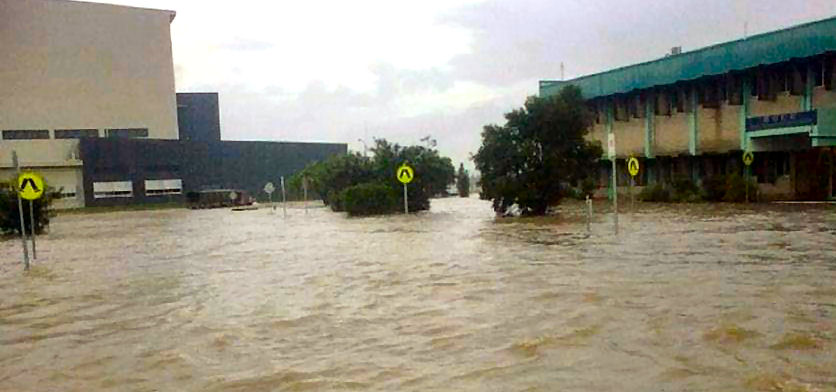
[340,183,399,216]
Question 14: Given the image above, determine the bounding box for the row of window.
[590,55,836,123]
[1,128,149,140]
[92,179,183,199]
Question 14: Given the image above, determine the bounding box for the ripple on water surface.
[0,199,834,391]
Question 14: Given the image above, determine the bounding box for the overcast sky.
[103,0,836,170]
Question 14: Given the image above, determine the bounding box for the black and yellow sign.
[742,151,754,166]
[396,164,414,184]
[17,172,44,200]
[627,157,640,177]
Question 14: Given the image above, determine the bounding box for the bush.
[701,175,727,202]
[722,172,759,202]
[289,138,455,214]
[638,183,671,202]
[0,181,58,235]
[340,182,399,216]
[671,175,702,202]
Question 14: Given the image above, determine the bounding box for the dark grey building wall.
[177,93,221,142]
[80,138,347,207]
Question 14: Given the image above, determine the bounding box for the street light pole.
[357,138,367,157]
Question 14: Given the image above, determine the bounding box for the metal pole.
[29,200,36,260]
[12,151,30,271]
[281,176,287,218]
[303,177,308,214]
[585,195,591,233]
[269,192,274,213]
[403,183,408,214]
[745,166,749,203]
[612,158,618,235]
[630,175,634,211]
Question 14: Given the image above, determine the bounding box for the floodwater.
[1,198,835,391]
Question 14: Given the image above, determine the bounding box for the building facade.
[540,16,836,200]
[1,0,179,207]
[2,1,347,208]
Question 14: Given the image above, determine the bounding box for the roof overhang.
[541,15,836,100]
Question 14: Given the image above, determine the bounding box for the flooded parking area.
[1,198,835,391]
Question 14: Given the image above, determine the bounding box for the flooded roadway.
[1,198,835,391]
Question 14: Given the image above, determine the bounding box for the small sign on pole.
[627,157,639,211]
[743,151,754,203]
[264,182,275,213]
[18,171,44,260]
[397,164,414,214]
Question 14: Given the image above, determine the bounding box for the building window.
[811,57,824,87]
[93,181,133,199]
[55,129,99,139]
[2,130,50,140]
[825,54,835,90]
[145,179,182,196]
[702,82,720,108]
[106,128,148,138]
[57,186,77,199]
[655,91,672,116]
[629,95,640,118]
[728,75,743,106]
[613,97,628,121]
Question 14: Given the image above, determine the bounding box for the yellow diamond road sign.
[743,151,754,166]
[627,157,640,177]
[397,164,414,184]
[18,172,45,200]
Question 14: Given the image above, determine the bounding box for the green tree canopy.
[289,138,455,215]
[473,86,602,215]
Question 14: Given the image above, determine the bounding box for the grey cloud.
[441,0,836,86]
[217,37,276,51]
[370,63,455,101]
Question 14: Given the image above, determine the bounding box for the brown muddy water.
[1,198,835,391]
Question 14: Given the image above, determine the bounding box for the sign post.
[280,176,287,218]
[302,176,309,214]
[12,152,30,271]
[608,134,618,234]
[627,157,640,211]
[743,151,754,203]
[263,182,275,213]
[397,164,414,214]
[18,171,44,260]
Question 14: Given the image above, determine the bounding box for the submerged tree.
[473,85,602,216]
[290,138,455,216]
[456,163,470,198]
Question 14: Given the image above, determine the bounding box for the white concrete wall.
[0,0,178,142]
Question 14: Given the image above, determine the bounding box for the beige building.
[541,16,836,200]
[0,0,178,207]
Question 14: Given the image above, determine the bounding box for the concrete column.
[606,100,614,200]
[689,86,699,155]
[740,77,751,150]
[802,63,814,111]
[644,96,655,158]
